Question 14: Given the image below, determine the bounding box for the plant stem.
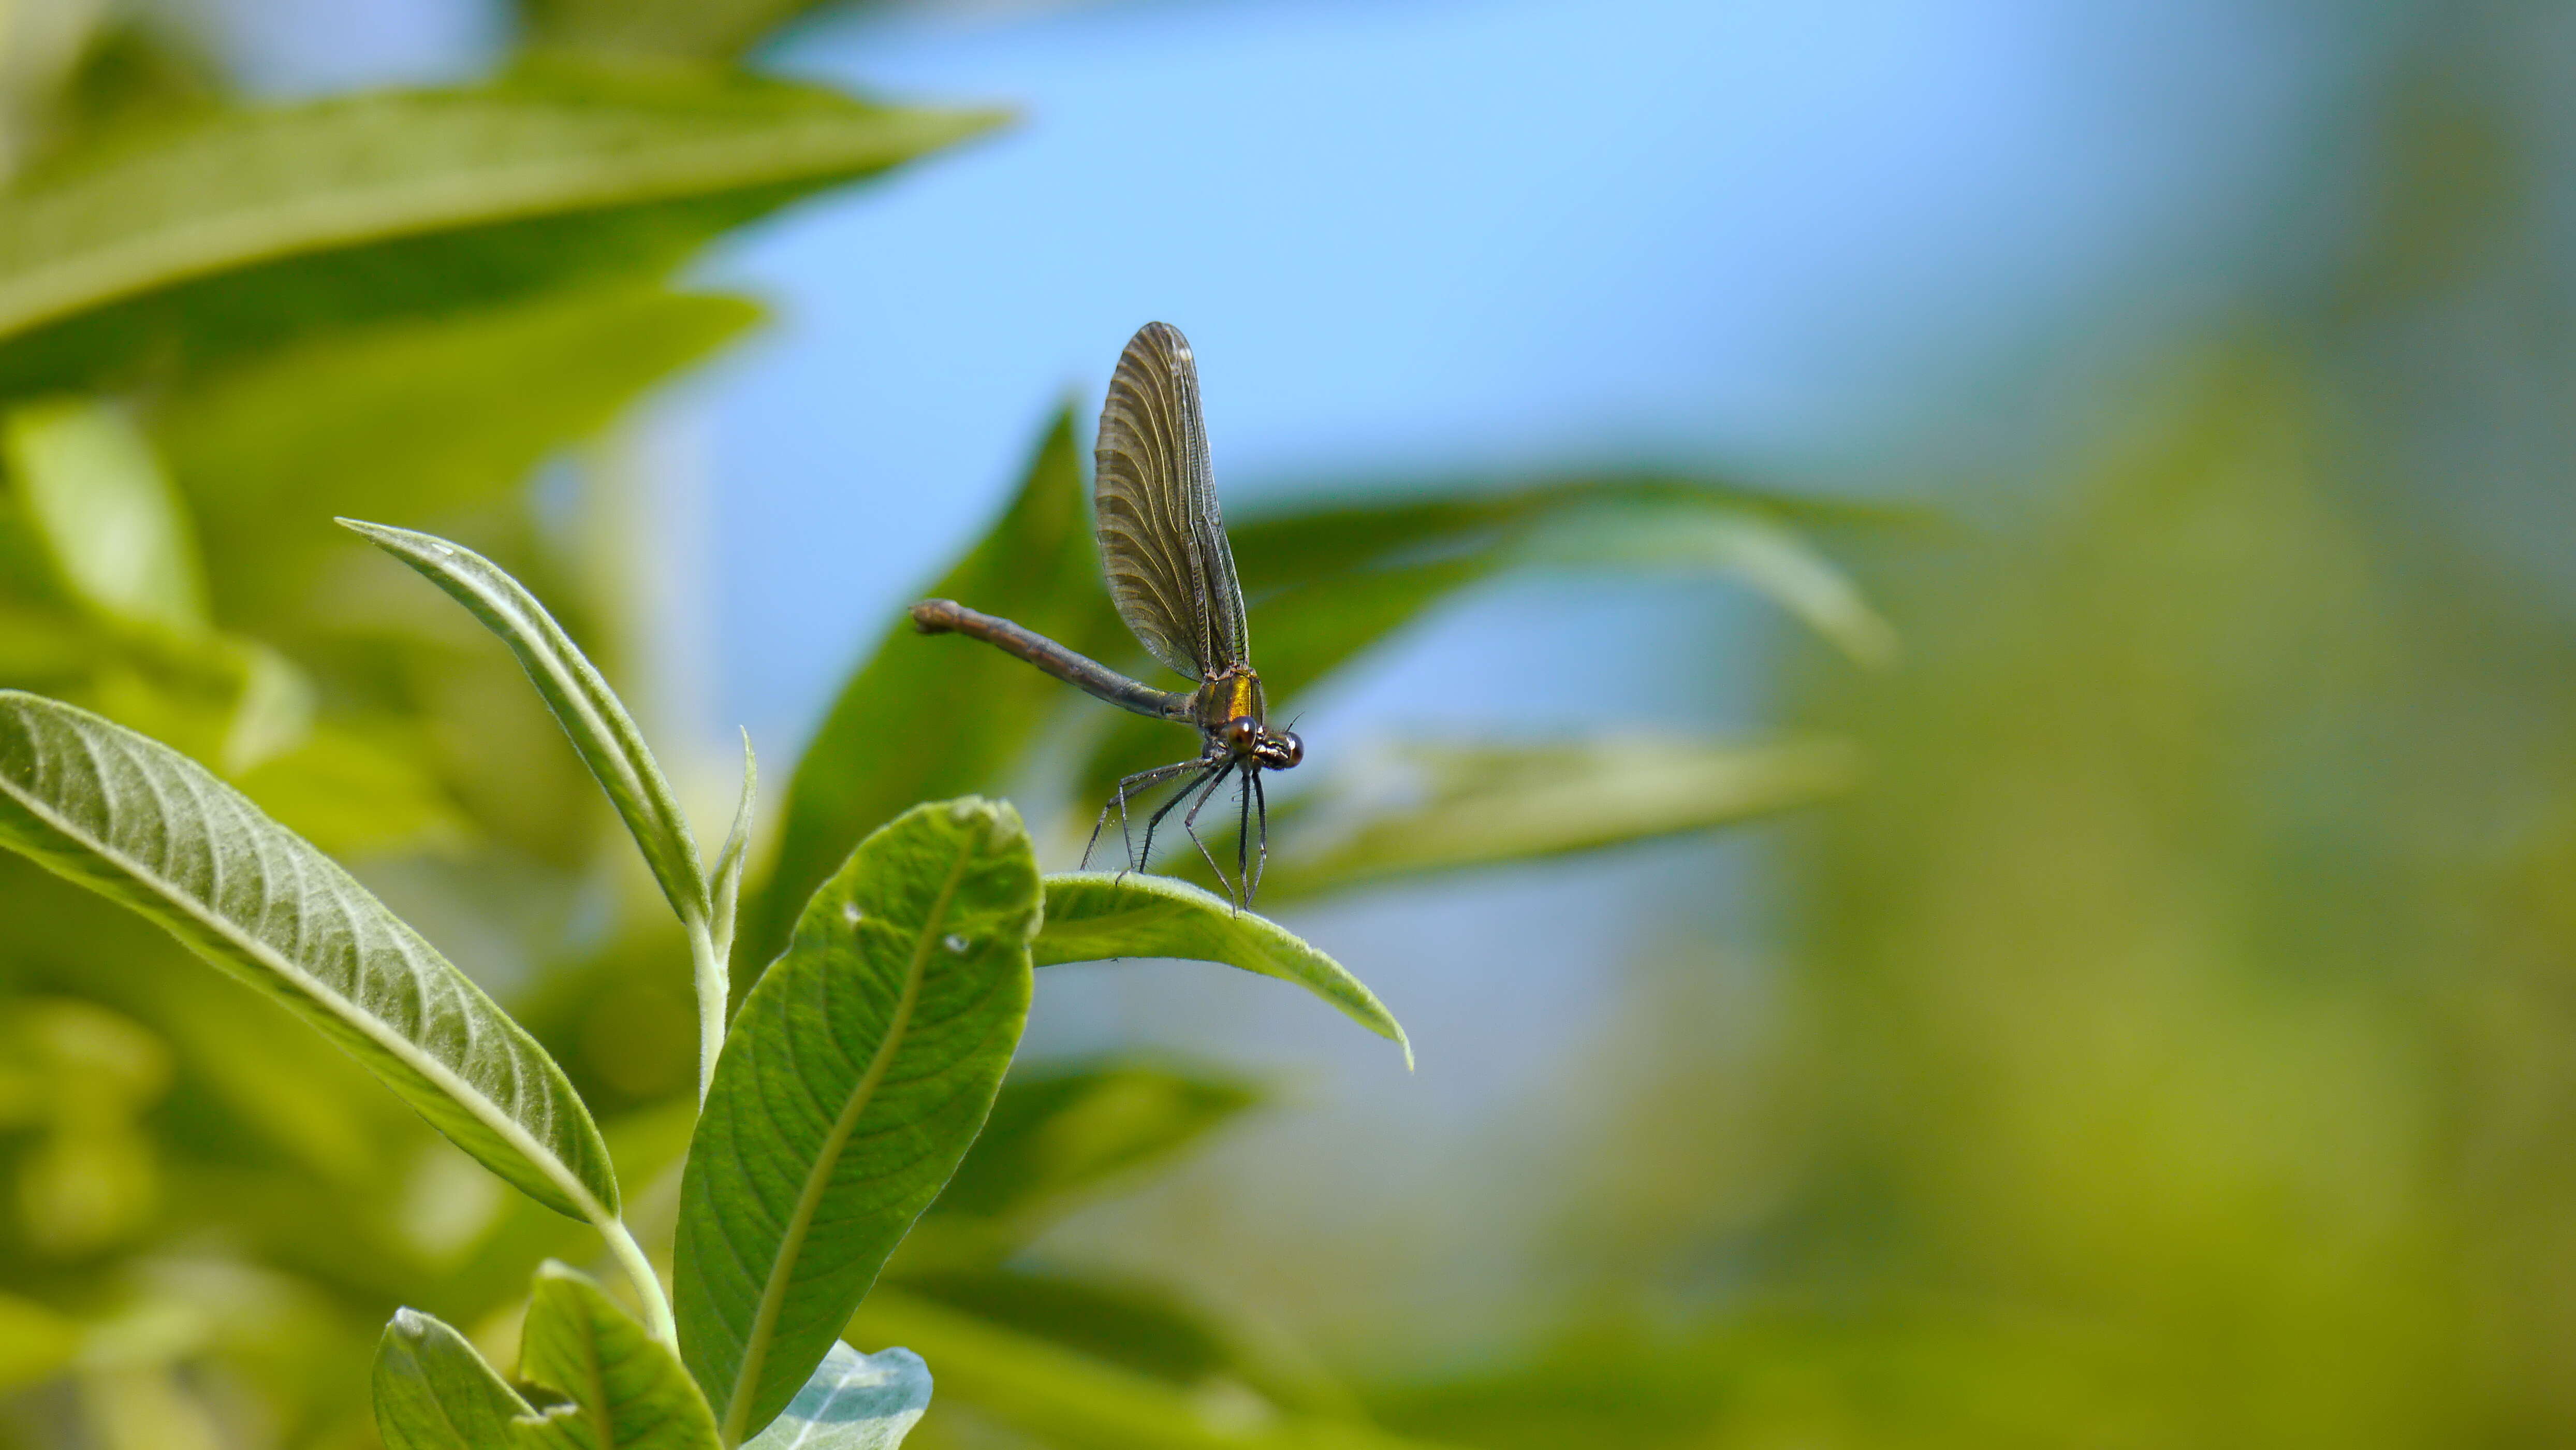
[601,1214,679,1344]
[687,915,726,1104]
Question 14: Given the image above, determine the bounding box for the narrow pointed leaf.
[373,1308,536,1450]
[711,729,758,968]
[0,70,1005,392]
[750,411,1092,969]
[343,519,708,928]
[1034,874,1409,1067]
[1262,736,1858,902]
[742,1342,931,1450]
[678,798,1040,1443]
[521,1262,722,1450]
[0,689,618,1220]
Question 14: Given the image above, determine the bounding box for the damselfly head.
[1255,729,1303,771]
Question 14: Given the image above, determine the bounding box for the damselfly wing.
[910,322,1300,903]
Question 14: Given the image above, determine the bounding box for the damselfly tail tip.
[909,599,957,635]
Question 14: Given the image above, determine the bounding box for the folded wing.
[1093,322,1249,682]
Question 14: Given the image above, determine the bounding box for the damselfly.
[910,322,1301,903]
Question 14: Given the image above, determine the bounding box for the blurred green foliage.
[14,0,2555,1445]
[0,4,1855,1447]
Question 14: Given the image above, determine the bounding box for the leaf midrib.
[719,838,975,1444]
[0,726,609,1223]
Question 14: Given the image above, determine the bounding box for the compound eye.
[1225,715,1260,749]
[1274,731,1304,769]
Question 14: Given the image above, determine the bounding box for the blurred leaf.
[0,689,619,1222]
[892,1268,1352,1419]
[1514,504,1897,666]
[0,1289,77,1390]
[751,410,1093,972]
[677,798,1038,1444]
[848,1288,1441,1450]
[2,394,204,632]
[742,1341,931,1450]
[159,285,762,628]
[1230,474,1900,684]
[0,69,1004,394]
[372,1307,536,1450]
[344,520,709,929]
[1078,474,1895,805]
[525,0,846,62]
[1254,736,1858,902]
[232,722,468,857]
[926,1060,1261,1230]
[521,1261,722,1450]
[1035,873,1410,1065]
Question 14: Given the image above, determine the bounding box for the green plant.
[0,9,1886,1446]
[0,519,1407,1447]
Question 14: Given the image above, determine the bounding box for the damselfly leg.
[1084,758,1206,873]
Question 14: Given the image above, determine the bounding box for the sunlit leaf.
[1035,873,1410,1066]
[0,689,618,1221]
[677,798,1039,1444]
[2,394,204,632]
[1256,736,1857,901]
[742,1341,931,1450]
[750,410,1094,971]
[0,69,1003,392]
[519,1262,722,1450]
[372,1307,535,1450]
[343,520,709,930]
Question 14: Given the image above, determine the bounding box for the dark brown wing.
[1093,322,1249,682]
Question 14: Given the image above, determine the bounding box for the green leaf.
[0,689,618,1221]
[1077,473,1895,803]
[526,0,845,62]
[2,394,206,632]
[0,69,1004,393]
[1034,873,1410,1067]
[742,1341,931,1450]
[159,285,761,629]
[1256,736,1858,902]
[678,798,1040,1444]
[521,1262,723,1450]
[372,1307,536,1450]
[889,1268,1352,1416]
[749,410,1093,970]
[925,1060,1261,1230]
[342,519,708,930]
[710,729,758,972]
[847,1289,1439,1450]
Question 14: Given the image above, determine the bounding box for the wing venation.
[1093,322,1249,682]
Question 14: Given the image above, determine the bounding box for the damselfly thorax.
[909,322,1300,904]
